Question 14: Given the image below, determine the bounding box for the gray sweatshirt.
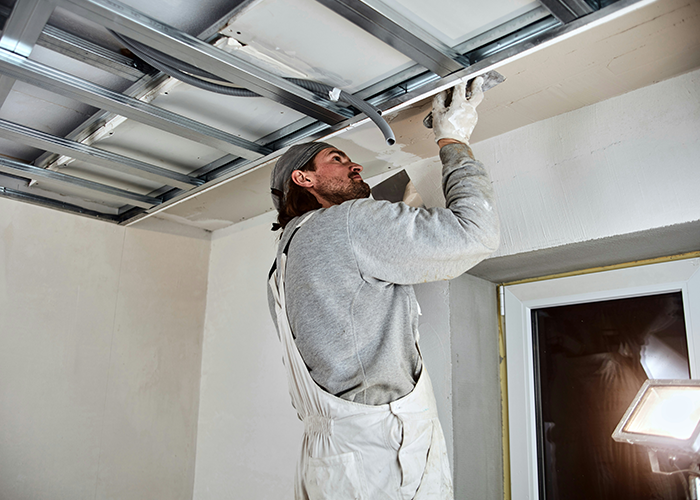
[268,143,499,405]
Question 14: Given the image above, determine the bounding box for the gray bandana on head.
[270,142,333,211]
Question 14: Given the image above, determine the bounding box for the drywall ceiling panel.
[158,122,417,230]
[112,0,246,35]
[58,158,165,195]
[149,80,307,142]
[0,81,98,156]
[83,119,223,177]
[221,0,415,93]
[376,0,541,47]
[0,136,42,162]
[160,165,273,231]
[28,45,131,92]
[159,110,439,229]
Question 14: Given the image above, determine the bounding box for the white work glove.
[432,76,484,144]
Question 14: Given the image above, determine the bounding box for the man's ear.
[291,170,313,188]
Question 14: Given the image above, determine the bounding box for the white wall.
[0,199,209,500]
[476,67,700,259]
[192,212,301,499]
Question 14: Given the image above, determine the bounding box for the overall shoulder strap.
[268,212,316,279]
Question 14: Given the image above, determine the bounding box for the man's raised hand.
[432,76,484,145]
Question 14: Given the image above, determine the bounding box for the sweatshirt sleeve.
[348,143,500,285]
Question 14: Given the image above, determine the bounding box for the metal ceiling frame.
[0,0,54,105]
[0,156,160,207]
[59,0,351,126]
[31,72,171,170]
[0,48,272,159]
[38,23,145,81]
[0,118,201,189]
[28,0,259,172]
[0,5,146,81]
[539,0,594,24]
[120,0,644,226]
[0,184,122,219]
[314,0,466,77]
[0,0,639,224]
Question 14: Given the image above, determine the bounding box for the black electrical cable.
[113,31,395,145]
[114,32,259,97]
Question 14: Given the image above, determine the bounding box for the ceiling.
[0,0,698,231]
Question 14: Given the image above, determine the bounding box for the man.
[268,77,499,499]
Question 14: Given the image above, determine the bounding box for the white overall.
[268,215,453,500]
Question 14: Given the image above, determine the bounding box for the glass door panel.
[532,292,689,500]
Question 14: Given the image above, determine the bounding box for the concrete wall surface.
[0,199,210,500]
[450,274,502,500]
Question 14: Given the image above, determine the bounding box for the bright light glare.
[624,386,700,440]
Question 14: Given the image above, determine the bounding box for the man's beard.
[315,175,371,206]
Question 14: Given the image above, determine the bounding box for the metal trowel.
[422,70,505,129]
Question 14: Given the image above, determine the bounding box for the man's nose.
[350,162,363,172]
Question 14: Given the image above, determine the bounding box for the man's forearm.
[439,142,500,254]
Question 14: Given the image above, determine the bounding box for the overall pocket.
[305,451,368,500]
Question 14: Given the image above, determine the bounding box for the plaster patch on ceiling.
[215,36,309,79]
[326,100,442,179]
[599,0,693,42]
[375,146,424,171]
[384,101,437,157]
[329,126,424,177]
[131,214,212,240]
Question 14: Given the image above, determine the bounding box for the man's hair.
[273,157,321,230]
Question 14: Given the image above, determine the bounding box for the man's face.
[299,148,370,207]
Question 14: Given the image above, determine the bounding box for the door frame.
[502,257,700,500]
